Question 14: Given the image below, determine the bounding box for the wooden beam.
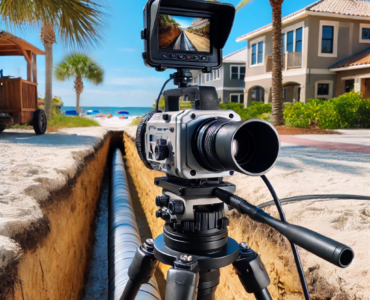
[32,54,37,84]
[27,59,32,82]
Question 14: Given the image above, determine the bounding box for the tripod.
[120,177,273,300]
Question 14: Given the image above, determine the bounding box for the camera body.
[145,108,241,180]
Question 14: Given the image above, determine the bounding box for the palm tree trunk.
[44,42,53,119]
[270,0,284,125]
[40,23,56,120]
[74,76,84,114]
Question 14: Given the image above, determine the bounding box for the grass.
[48,114,99,128]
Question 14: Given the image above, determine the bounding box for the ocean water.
[61,106,153,117]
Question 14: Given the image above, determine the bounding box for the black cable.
[261,175,311,300]
[155,75,174,112]
[258,194,370,209]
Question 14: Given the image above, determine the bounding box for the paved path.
[280,130,370,154]
[281,136,370,154]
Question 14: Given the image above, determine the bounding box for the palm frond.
[236,0,253,11]
[0,0,107,49]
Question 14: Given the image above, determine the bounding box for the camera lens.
[193,118,280,176]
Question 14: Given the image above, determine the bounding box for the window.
[363,28,370,40]
[230,94,244,103]
[230,66,245,80]
[317,83,329,96]
[315,81,333,99]
[345,79,355,93]
[257,42,263,64]
[231,66,239,79]
[240,67,246,80]
[250,37,265,66]
[287,31,294,53]
[251,44,257,65]
[210,72,213,81]
[319,21,338,57]
[282,33,286,54]
[360,24,370,43]
[295,27,302,53]
[321,26,334,54]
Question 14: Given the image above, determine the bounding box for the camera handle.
[162,68,220,112]
[164,86,220,112]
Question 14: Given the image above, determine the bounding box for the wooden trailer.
[0,30,47,134]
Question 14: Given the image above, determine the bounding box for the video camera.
[137,0,281,180]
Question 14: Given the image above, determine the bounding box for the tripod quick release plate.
[154,177,236,197]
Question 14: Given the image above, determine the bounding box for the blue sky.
[2,0,314,107]
[171,16,196,29]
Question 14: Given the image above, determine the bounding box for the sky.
[171,16,195,29]
[1,0,315,108]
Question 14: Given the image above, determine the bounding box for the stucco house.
[237,0,370,106]
[191,47,247,103]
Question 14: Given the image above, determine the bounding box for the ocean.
[61,106,153,117]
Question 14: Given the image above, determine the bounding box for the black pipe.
[109,149,161,300]
[213,188,354,269]
[258,194,370,209]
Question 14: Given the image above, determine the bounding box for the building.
[236,0,370,106]
[191,47,247,103]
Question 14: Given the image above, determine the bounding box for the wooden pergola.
[0,30,46,125]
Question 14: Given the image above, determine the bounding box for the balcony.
[266,52,302,72]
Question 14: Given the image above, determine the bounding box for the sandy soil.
[184,30,210,52]
[0,128,111,299]
[159,27,182,49]
[123,128,370,300]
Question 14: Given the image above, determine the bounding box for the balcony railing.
[266,52,302,72]
[287,52,302,69]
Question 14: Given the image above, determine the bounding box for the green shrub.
[284,92,370,129]
[220,101,271,120]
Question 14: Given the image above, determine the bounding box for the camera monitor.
[158,15,211,53]
[142,0,235,71]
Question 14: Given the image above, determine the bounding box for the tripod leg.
[120,239,159,300]
[165,256,200,300]
[197,269,220,300]
[233,243,272,300]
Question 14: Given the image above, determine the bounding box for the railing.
[287,52,302,69]
[266,52,302,72]
[266,54,285,72]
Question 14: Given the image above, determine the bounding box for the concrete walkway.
[281,129,370,153]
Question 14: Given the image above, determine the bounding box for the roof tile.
[331,47,370,69]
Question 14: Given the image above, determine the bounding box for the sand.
[184,30,210,52]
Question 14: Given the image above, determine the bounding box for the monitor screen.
[158,14,211,53]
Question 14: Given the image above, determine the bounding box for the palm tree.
[237,0,284,125]
[0,0,105,119]
[54,53,104,114]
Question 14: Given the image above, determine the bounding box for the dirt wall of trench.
[123,132,352,300]
[7,134,112,300]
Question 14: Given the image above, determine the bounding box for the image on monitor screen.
[158,14,211,53]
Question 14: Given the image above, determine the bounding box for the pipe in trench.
[109,149,161,300]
